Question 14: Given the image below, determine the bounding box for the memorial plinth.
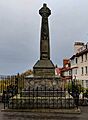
[33,60,55,76]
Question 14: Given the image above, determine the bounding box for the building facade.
[70,42,88,88]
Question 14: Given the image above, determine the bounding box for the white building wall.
[70,57,78,79]
[77,53,88,88]
[71,52,88,88]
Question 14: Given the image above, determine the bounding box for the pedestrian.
[74,89,79,109]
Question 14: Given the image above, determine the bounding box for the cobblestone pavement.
[0,103,88,120]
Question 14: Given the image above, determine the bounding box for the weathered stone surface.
[25,76,64,90]
[33,60,55,76]
[8,97,75,109]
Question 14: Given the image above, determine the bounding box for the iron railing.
[0,75,87,109]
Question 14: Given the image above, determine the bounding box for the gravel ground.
[0,103,88,120]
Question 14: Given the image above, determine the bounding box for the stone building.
[70,42,88,88]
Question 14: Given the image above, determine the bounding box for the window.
[81,55,83,62]
[69,70,72,75]
[85,66,88,74]
[82,80,84,86]
[86,80,88,87]
[81,67,84,75]
[85,53,87,61]
[71,59,75,65]
[75,69,77,74]
[76,58,78,64]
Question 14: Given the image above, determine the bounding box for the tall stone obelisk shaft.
[39,4,51,60]
[33,4,55,76]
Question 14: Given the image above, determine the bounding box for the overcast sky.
[0,0,88,75]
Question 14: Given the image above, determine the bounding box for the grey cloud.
[0,0,88,74]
